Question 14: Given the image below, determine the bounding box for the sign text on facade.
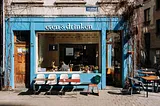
[45,23,92,30]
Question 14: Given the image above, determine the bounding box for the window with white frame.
[36,32,100,73]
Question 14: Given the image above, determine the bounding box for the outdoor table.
[141,76,160,97]
[139,71,156,76]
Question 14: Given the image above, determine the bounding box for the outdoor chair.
[33,74,46,94]
[46,74,57,94]
[128,77,145,95]
[87,75,101,96]
[58,74,69,94]
[71,74,81,93]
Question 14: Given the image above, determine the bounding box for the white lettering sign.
[45,23,92,30]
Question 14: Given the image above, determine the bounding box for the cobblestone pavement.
[0,88,160,106]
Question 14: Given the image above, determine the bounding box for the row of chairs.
[33,74,80,94]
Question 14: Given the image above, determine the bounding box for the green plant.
[38,57,43,67]
[94,66,99,70]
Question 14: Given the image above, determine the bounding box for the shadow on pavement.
[108,90,140,95]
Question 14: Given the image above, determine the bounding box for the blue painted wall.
[5,17,126,89]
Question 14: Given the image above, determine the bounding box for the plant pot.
[94,70,98,73]
[38,67,41,72]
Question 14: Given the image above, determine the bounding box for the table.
[139,71,156,76]
[141,76,160,97]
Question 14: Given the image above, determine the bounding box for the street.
[0,87,160,106]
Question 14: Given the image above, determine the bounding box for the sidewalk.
[0,87,160,106]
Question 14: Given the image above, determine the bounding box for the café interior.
[37,32,100,73]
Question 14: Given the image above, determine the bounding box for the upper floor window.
[55,0,86,5]
[143,0,148,2]
[55,0,85,2]
[57,0,84,1]
[144,8,150,26]
[156,19,160,35]
[11,0,44,4]
[156,0,160,10]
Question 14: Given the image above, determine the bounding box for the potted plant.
[84,66,89,73]
[94,66,99,73]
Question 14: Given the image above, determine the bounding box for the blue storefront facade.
[5,16,129,90]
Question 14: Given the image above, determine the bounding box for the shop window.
[156,0,160,10]
[156,19,160,36]
[36,32,100,73]
[144,8,150,26]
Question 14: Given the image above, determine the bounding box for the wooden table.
[140,71,156,75]
[141,76,160,97]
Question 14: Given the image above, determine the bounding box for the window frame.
[156,0,160,10]
[156,19,160,35]
[55,0,86,4]
[11,0,44,4]
[144,8,151,26]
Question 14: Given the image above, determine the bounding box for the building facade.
[4,0,134,90]
[142,0,160,68]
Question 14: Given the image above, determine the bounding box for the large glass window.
[36,32,100,73]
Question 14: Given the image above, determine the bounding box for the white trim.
[36,34,38,74]
[55,0,86,4]
[11,0,44,4]
[36,71,84,74]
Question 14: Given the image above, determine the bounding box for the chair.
[58,74,69,93]
[71,74,81,93]
[87,75,101,96]
[33,74,45,94]
[128,77,145,95]
[46,74,57,94]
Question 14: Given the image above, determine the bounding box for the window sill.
[36,71,84,74]
[11,0,44,4]
[143,21,151,26]
[55,1,86,4]
[96,1,119,4]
